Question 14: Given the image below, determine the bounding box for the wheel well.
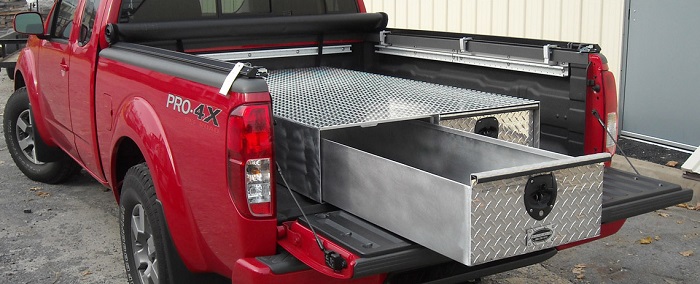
[114,138,145,200]
[14,72,25,90]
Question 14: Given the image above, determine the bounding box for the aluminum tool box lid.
[268,67,538,130]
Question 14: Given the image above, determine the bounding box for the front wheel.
[3,87,79,183]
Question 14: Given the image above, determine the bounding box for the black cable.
[592,110,640,175]
[275,162,326,252]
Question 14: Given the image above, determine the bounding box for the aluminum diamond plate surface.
[469,164,603,265]
[266,67,538,130]
[439,110,538,146]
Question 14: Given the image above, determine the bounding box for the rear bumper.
[230,257,385,284]
[233,248,556,284]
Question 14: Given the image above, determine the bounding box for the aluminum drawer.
[321,121,610,266]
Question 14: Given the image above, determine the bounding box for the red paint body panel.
[68,0,107,182]
[37,38,78,158]
[15,38,56,148]
[278,222,361,279]
[584,54,618,159]
[95,57,279,275]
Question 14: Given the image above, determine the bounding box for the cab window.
[79,0,102,46]
[51,0,79,40]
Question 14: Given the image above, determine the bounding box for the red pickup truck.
[4,0,692,283]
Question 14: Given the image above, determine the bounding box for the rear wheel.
[120,163,168,284]
[119,163,228,284]
[3,87,79,183]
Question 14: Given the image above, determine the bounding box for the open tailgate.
[602,167,693,223]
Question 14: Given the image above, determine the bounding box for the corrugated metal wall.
[363,0,625,82]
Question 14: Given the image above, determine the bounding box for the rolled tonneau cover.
[115,12,388,42]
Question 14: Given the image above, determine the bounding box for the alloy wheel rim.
[130,204,160,284]
[15,109,43,164]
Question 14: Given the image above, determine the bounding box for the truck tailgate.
[602,167,693,223]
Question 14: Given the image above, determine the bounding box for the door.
[69,0,105,179]
[37,0,80,157]
[621,0,700,150]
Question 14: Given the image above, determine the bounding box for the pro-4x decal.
[166,94,221,127]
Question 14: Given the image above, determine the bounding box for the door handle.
[60,62,69,71]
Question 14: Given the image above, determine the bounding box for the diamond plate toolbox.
[439,110,539,146]
[268,67,539,202]
[268,67,606,267]
[321,121,610,266]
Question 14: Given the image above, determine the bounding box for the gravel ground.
[0,69,124,283]
[0,68,698,283]
[617,138,691,170]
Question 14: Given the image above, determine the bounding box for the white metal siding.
[682,147,700,174]
[364,0,625,83]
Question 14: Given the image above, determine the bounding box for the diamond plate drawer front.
[469,164,604,265]
[439,110,539,146]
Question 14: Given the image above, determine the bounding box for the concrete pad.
[612,155,700,204]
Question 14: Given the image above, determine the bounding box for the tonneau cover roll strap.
[115,12,389,42]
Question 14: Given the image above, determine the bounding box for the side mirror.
[14,12,45,35]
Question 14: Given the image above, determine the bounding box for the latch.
[474,117,499,139]
[524,173,557,221]
[543,44,557,65]
[459,37,473,53]
[379,30,391,46]
[578,44,594,53]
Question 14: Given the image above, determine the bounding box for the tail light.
[585,54,618,166]
[601,70,619,155]
[227,104,274,218]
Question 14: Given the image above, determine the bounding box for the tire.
[6,68,15,80]
[120,163,171,284]
[120,163,229,284]
[3,87,79,184]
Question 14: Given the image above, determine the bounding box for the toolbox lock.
[523,174,557,221]
[474,117,499,139]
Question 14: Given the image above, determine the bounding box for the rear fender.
[111,97,209,272]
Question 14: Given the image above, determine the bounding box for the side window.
[222,0,245,14]
[79,0,102,46]
[200,0,217,16]
[119,0,204,23]
[51,0,79,40]
[324,0,358,13]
